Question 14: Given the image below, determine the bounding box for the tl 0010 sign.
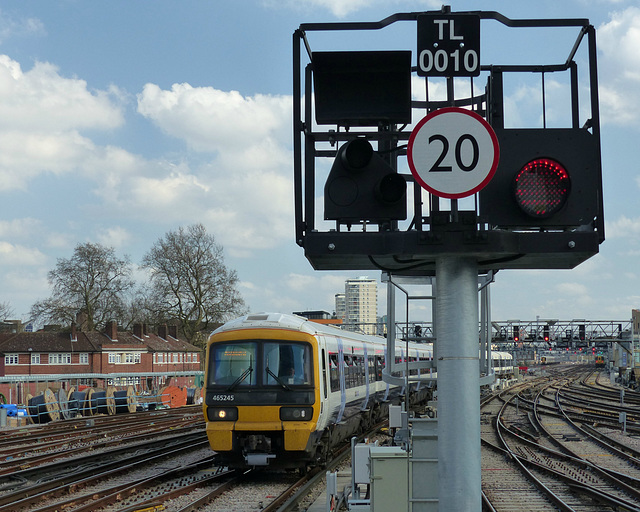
[419,47,479,76]
[417,14,481,77]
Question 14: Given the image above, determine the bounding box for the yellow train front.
[203,312,433,470]
[203,314,321,469]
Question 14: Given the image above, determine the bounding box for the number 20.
[428,133,479,173]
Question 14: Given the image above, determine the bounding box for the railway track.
[7,367,640,511]
[0,404,369,512]
[482,365,640,511]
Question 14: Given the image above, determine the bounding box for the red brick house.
[0,321,203,405]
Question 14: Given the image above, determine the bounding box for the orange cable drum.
[159,386,187,408]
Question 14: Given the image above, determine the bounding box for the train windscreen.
[208,340,313,388]
[209,342,257,387]
[264,342,312,386]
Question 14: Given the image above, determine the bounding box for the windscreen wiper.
[266,366,291,391]
[226,361,253,391]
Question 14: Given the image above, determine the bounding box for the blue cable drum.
[68,387,88,417]
[114,386,136,414]
[27,388,60,423]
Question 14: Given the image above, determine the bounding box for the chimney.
[133,323,142,339]
[168,325,177,339]
[106,320,117,340]
[75,310,88,331]
[158,324,168,340]
[143,323,148,336]
[71,322,77,342]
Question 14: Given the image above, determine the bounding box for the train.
[203,312,435,470]
[595,354,606,368]
[203,313,515,470]
[491,351,514,379]
[541,355,561,365]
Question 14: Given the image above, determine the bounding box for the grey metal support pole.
[436,255,481,511]
[480,285,487,375]
[387,273,396,364]
[486,283,492,377]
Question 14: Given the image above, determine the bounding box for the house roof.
[0,327,200,354]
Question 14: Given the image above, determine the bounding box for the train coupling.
[245,453,277,466]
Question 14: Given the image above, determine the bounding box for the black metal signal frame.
[293,9,604,275]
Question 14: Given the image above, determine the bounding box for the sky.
[0,0,639,327]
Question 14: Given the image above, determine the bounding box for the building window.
[158,353,164,363]
[108,353,116,364]
[125,353,134,364]
[31,353,40,365]
[49,353,72,364]
[134,353,141,364]
[79,353,89,364]
[173,353,179,363]
[5,354,18,365]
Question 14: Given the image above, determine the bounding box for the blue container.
[0,404,18,417]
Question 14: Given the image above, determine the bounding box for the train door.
[315,336,330,428]
[361,342,370,411]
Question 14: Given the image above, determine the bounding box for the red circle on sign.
[407,107,500,199]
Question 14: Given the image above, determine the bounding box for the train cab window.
[263,342,312,386]
[209,342,257,387]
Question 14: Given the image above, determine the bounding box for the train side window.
[329,353,339,392]
[344,355,353,389]
[356,356,365,386]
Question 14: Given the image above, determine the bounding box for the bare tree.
[30,242,134,331]
[0,301,14,321]
[142,224,247,345]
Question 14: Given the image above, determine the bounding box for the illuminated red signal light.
[514,158,570,218]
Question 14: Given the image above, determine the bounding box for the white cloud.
[0,56,124,132]
[605,215,640,239]
[0,55,126,191]
[597,7,640,126]
[555,282,589,297]
[0,130,98,190]
[0,241,46,266]
[0,218,41,238]
[95,226,133,249]
[133,83,295,253]
[137,83,291,154]
[263,0,440,18]
[0,10,45,44]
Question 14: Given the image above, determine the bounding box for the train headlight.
[207,407,238,422]
[280,407,313,421]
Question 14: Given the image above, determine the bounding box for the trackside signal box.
[293,9,604,274]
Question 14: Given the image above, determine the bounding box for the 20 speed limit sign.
[407,107,499,199]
